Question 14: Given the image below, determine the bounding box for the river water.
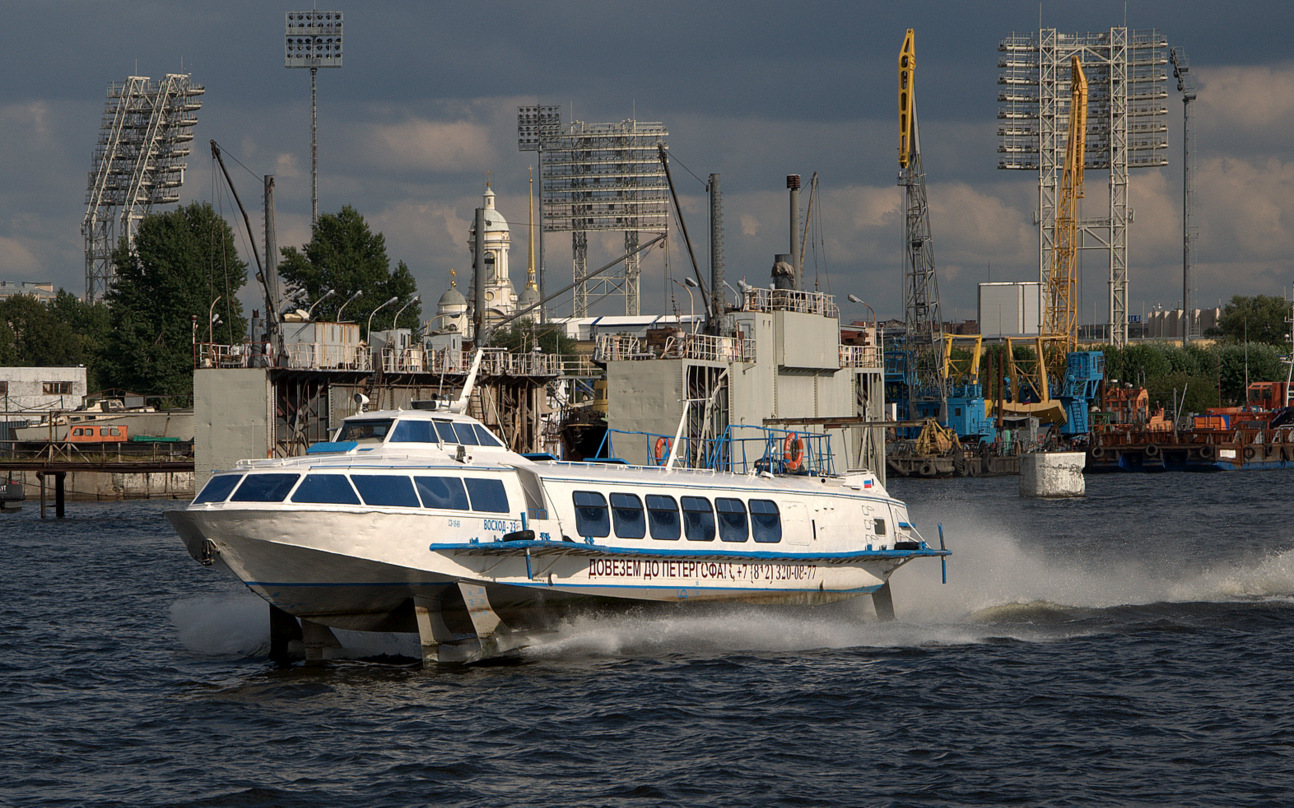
[2,472,1292,807]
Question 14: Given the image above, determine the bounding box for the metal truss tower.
[898,29,947,421]
[998,27,1168,346]
[520,113,669,317]
[83,73,203,302]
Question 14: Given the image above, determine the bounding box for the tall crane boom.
[1042,55,1087,354]
[896,28,947,421]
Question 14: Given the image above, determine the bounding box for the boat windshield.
[335,419,393,444]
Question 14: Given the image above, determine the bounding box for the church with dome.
[433,179,540,338]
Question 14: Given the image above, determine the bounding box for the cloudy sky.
[3,1,1293,326]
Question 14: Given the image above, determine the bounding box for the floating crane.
[892,28,948,425]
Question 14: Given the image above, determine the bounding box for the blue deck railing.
[591,424,836,477]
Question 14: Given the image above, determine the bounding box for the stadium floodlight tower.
[520,108,669,317]
[997,27,1169,346]
[517,105,563,319]
[285,10,343,224]
[82,73,204,302]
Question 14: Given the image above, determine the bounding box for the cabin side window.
[645,494,680,540]
[291,474,361,505]
[573,491,610,538]
[715,497,748,543]
[749,499,782,543]
[610,492,646,539]
[681,496,715,542]
[414,476,470,510]
[389,420,435,443]
[351,475,420,508]
[230,473,302,503]
[465,478,509,513]
[194,474,242,504]
[873,518,887,537]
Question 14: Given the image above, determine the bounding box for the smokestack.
[788,174,801,290]
[709,173,724,330]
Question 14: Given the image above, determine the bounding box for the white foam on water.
[892,510,1294,621]
[170,593,268,657]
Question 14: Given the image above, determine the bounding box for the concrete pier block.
[1020,451,1086,498]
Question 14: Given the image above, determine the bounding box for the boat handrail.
[592,424,836,477]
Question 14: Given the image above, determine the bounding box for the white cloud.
[356,119,498,174]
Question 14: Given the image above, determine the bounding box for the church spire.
[526,167,538,291]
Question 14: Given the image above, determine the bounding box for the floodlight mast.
[517,104,563,320]
[285,10,343,224]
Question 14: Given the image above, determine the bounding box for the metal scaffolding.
[526,116,669,317]
[998,27,1168,346]
[82,73,204,302]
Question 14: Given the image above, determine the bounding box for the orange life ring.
[653,437,672,465]
[783,433,805,471]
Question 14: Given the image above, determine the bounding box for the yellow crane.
[997,55,1087,424]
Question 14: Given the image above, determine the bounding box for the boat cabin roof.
[308,408,509,454]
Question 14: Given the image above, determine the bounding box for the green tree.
[278,206,420,337]
[485,318,577,355]
[1207,294,1291,346]
[107,202,248,399]
[0,293,78,366]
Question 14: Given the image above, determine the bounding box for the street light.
[847,294,877,328]
[335,289,363,322]
[673,278,697,335]
[366,295,399,340]
[207,295,222,344]
[305,287,335,319]
[392,295,419,330]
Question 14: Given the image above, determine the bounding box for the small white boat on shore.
[168,371,947,664]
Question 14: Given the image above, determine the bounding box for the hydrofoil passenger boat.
[168,369,948,664]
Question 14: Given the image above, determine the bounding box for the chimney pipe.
[788,174,801,290]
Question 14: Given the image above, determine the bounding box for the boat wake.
[168,527,1294,664]
[889,511,1294,623]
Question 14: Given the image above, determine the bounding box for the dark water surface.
[2,473,1293,807]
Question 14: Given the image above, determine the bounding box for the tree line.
[1,202,420,402]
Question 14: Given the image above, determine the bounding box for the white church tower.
[466,181,517,326]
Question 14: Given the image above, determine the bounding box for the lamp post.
[366,295,399,340]
[392,295,419,330]
[674,278,696,335]
[847,294,877,329]
[207,295,222,344]
[335,289,362,322]
[305,287,335,319]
